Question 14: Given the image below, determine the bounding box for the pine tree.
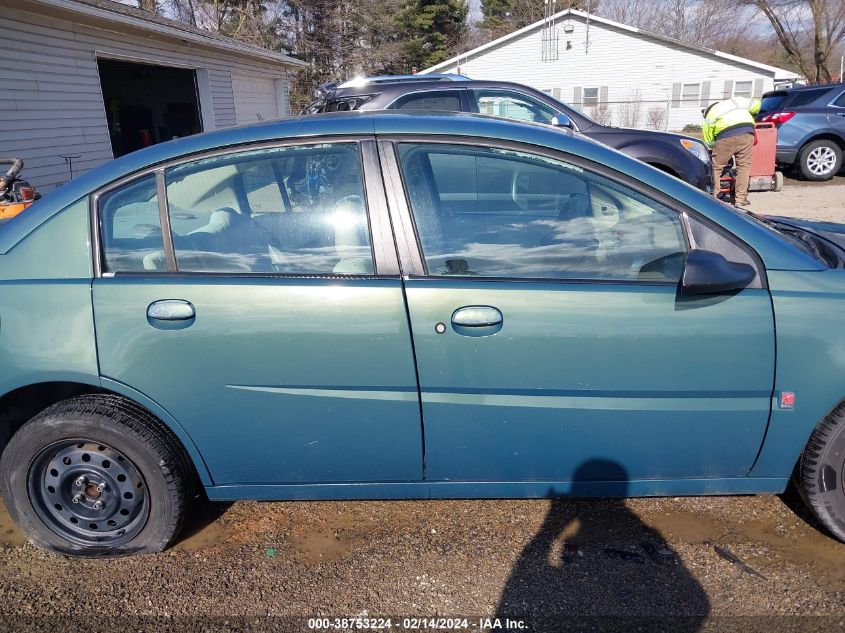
[398,0,469,70]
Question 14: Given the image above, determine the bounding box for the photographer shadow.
[495,459,710,632]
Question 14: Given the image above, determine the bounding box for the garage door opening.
[97,59,203,158]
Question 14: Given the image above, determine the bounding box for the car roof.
[787,82,844,92]
[329,79,537,98]
[0,110,819,272]
[336,74,469,88]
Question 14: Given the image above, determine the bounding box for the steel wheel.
[806,146,838,176]
[28,439,148,547]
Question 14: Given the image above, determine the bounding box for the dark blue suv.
[758,82,845,181]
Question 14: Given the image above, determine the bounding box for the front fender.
[751,269,845,478]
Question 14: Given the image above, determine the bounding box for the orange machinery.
[0,158,40,221]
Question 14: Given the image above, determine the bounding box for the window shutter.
[723,80,734,99]
[700,81,711,107]
[552,87,561,100]
[573,86,582,107]
[599,86,608,106]
[671,82,681,108]
[753,79,763,98]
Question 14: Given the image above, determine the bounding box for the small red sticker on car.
[780,391,795,408]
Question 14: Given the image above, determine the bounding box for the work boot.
[735,199,751,208]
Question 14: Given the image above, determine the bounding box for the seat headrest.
[188,207,241,236]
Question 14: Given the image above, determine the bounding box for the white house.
[0,0,306,192]
[422,9,799,132]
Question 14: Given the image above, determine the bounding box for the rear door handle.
[451,305,503,337]
[147,300,195,329]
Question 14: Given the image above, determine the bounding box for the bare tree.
[617,89,643,127]
[137,0,159,13]
[599,0,756,48]
[590,104,613,125]
[745,0,845,82]
[646,105,668,130]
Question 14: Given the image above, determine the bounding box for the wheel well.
[801,134,845,153]
[647,162,679,177]
[0,383,199,488]
[0,382,101,452]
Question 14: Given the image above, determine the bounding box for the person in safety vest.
[702,96,761,207]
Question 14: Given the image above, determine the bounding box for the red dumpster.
[748,122,784,192]
[717,122,784,203]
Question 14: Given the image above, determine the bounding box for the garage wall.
[0,2,295,192]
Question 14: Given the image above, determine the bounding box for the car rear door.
[380,138,775,484]
[91,139,423,486]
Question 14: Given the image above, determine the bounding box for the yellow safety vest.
[702,97,761,147]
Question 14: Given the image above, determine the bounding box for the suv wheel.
[0,394,191,557]
[797,140,842,181]
[797,403,845,542]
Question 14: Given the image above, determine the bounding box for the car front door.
[381,139,775,484]
[92,140,423,485]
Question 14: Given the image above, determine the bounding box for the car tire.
[797,140,842,181]
[798,402,845,543]
[0,394,191,557]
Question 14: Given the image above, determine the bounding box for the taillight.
[758,111,796,126]
[18,187,35,201]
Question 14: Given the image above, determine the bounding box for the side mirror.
[681,249,756,295]
[550,114,573,129]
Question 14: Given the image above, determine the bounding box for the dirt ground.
[748,175,845,222]
[1,178,844,632]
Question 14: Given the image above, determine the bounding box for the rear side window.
[99,174,164,272]
[398,143,687,282]
[392,91,462,111]
[785,88,832,108]
[99,144,375,275]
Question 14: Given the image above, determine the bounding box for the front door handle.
[451,305,503,337]
[147,300,195,330]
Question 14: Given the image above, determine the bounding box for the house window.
[681,83,700,105]
[583,87,600,107]
[734,81,753,98]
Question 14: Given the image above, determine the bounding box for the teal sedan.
[1,112,844,557]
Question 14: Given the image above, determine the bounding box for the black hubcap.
[28,440,148,546]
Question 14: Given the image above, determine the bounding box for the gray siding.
[0,3,294,192]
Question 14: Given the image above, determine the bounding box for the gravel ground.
[1,180,844,632]
[748,176,845,222]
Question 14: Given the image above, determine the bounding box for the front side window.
[398,143,687,282]
[474,90,557,124]
[100,143,374,275]
[833,91,845,108]
[392,91,462,111]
